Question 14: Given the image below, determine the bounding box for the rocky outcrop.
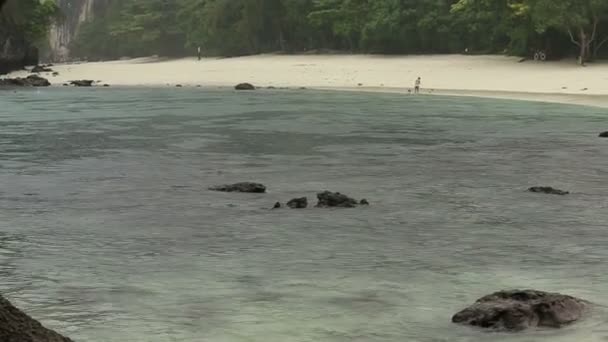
[316,191,360,208]
[0,294,73,341]
[452,290,588,331]
[599,131,608,138]
[287,197,308,209]
[1,26,38,74]
[0,75,50,87]
[46,0,112,62]
[235,83,255,90]
[528,186,569,195]
[31,65,53,73]
[209,182,266,193]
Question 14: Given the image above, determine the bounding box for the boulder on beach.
[0,75,50,87]
[316,191,359,208]
[0,294,73,341]
[31,65,53,73]
[209,182,266,193]
[452,290,588,331]
[287,197,308,209]
[235,83,255,90]
[528,186,569,195]
[599,131,608,138]
[69,80,94,87]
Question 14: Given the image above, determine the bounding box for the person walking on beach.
[414,77,421,94]
[197,46,202,61]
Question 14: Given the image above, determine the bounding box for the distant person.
[414,77,421,94]
[197,46,202,61]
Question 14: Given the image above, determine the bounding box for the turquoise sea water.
[1,87,608,341]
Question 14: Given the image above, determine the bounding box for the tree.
[1,0,59,43]
[527,0,608,64]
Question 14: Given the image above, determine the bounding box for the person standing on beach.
[414,77,421,94]
[197,46,202,61]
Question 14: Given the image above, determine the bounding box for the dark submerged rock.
[209,182,266,193]
[235,83,255,90]
[528,186,569,195]
[69,80,94,87]
[316,191,359,208]
[452,290,588,331]
[0,294,74,341]
[599,131,608,138]
[287,197,308,209]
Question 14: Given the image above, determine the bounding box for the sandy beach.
[7,54,608,108]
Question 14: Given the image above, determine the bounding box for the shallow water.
[1,87,608,342]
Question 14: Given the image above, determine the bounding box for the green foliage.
[66,0,608,61]
[0,0,59,43]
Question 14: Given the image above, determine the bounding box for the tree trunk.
[579,29,588,65]
[594,36,608,59]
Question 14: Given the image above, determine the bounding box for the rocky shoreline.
[0,294,73,341]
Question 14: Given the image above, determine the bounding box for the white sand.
[8,54,608,108]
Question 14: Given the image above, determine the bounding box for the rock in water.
[316,191,359,208]
[272,202,282,209]
[235,83,255,90]
[0,75,50,87]
[452,290,588,331]
[528,186,569,195]
[359,199,370,205]
[69,80,94,87]
[209,182,266,193]
[287,197,308,209]
[24,75,51,87]
[0,294,73,341]
[599,131,608,138]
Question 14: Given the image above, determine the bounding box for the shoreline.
[5,54,608,109]
[322,86,608,109]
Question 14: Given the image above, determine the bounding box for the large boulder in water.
[209,182,266,193]
[0,75,50,87]
[599,131,608,138]
[235,83,255,90]
[528,186,569,195]
[452,290,588,332]
[0,294,73,341]
[287,197,308,209]
[316,191,359,208]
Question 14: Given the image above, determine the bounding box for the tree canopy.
[66,0,608,62]
[0,0,58,43]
